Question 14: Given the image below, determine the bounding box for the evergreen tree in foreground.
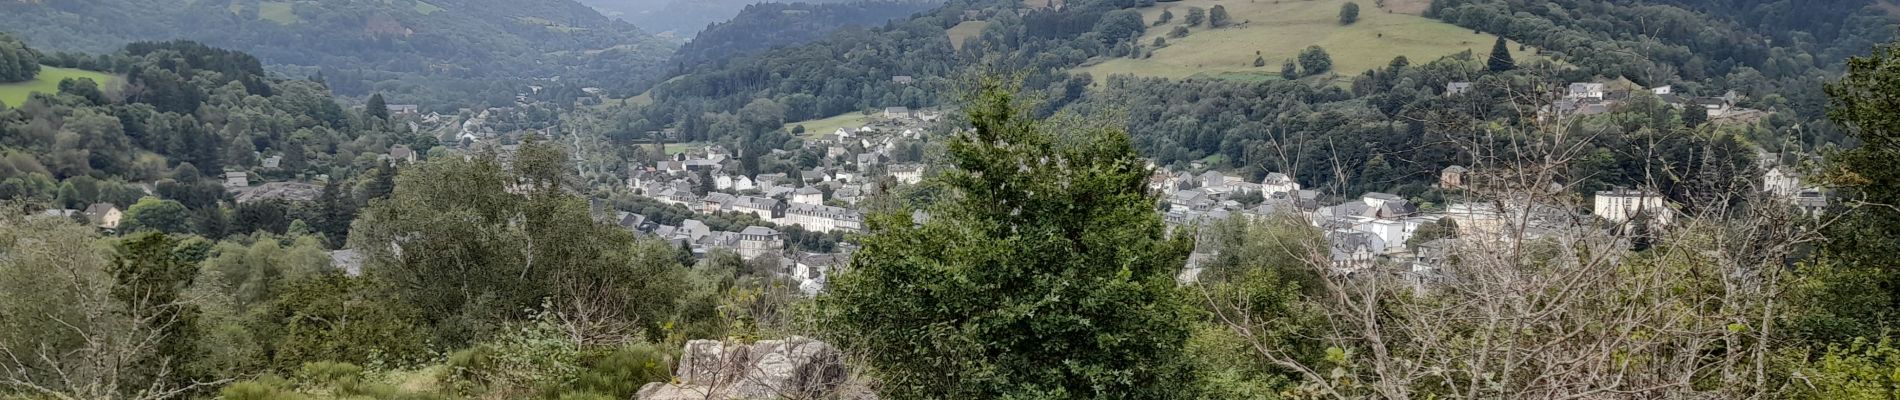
[1488,37,1516,71]
[822,79,1198,398]
[366,93,389,120]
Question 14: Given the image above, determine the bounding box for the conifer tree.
[823,79,1197,398]
[1488,37,1516,71]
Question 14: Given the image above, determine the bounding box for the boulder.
[639,336,869,400]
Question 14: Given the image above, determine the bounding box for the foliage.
[123,196,191,233]
[1296,45,1332,76]
[1786,338,1900,399]
[1207,5,1230,27]
[670,1,940,71]
[822,80,1198,398]
[1485,37,1513,72]
[0,33,40,83]
[263,274,432,371]
[1185,7,1206,26]
[1338,2,1359,25]
[1805,35,1900,343]
[349,142,687,346]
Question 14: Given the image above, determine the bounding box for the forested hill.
[579,0,872,37]
[666,1,942,73]
[0,0,674,107]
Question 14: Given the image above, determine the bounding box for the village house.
[790,252,849,295]
[701,193,738,213]
[1440,165,1467,189]
[223,171,250,190]
[889,163,924,185]
[84,203,122,230]
[390,145,418,165]
[1167,189,1214,212]
[386,104,420,115]
[736,226,785,260]
[1446,81,1473,96]
[1327,230,1384,273]
[730,196,787,220]
[1567,82,1607,99]
[892,75,915,85]
[883,107,913,119]
[1261,173,1300,196]
[1764,166,1802,197]
[791,187,825,205]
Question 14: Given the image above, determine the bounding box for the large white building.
[1593,188,1671,226]
[1764,167,1802,197]
[776,203,864,233]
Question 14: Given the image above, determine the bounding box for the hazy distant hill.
[578,0,867,37]
[0,0,675,103]
[666,1,939,72]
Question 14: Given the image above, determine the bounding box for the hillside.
[1079,0,1537,80]
[0,0,675,105]
[0,66,118,107]
[579,0,869,37]
[668,1,941,72]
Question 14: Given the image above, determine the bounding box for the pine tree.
[823,79,1197,398]
[366,93,390,120]
[1487,37,1516,71]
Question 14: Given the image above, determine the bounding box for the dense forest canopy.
[578,0,901,37]
[667,1,942,73]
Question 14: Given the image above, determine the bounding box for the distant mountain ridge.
[0,0,675,103]
[578,0,868,37]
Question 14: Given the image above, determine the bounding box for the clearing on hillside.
[1078,0,1536,81]
[0,66,120,107]
[786,112,874,139]
[947,20,989,51]
[258,1,301,24]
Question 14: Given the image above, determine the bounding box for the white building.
[889,163,924,185]
[791,187,825,205]
[1261,173,1300,196]
[1593,188,1671,226]
[1764,167,1802,197]
[777,203,863,233]
[1567,82,1607,99]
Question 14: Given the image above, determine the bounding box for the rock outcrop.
[638,336,871,400]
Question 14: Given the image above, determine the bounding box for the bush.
[565,343,679,398]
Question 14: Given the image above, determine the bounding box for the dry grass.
[1078,0,1537,81]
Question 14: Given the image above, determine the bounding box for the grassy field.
[785,112,874,140]
[0,67,119,107]
[664,142,703,155]
[1077,0,1537,81]
[258,1,300,24]
[947,20,988,51]
[412,0,444,15]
